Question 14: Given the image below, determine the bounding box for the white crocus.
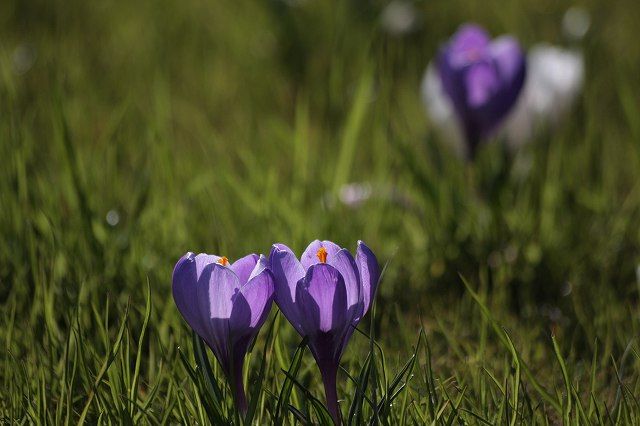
[420,64,466,157]
[503,44,584,149]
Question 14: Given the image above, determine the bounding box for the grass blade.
[274,337,308,424]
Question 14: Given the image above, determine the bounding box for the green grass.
[1,0,640,423]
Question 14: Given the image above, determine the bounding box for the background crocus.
[269,240,379,425]
[172,252,274,415]
[422,21,586,159]
[423,23,527,158]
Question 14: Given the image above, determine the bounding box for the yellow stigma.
[217,256,229,266]
[316,247,328,263]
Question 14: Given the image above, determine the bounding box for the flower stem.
[232,363,248,416]
[322,366,341,425]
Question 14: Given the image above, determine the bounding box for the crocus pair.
[172,240,379,425]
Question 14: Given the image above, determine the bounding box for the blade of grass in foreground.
[420,327,438,421]
[588,339,599,419]
[129,279,152,416]
[348,290,383,426]
[460,275,562,414]
[503,330,521,426]
[178,344,225,424]
[193,332,228,424]
[245,313,278,425]
[371,347,418,423]
[78,301,130,425]
[551,335,572,424]
[282,370,334,425]
[274,337,308,424]
[347,351,372,426]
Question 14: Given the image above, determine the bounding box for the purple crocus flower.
[172,252,274,415]
[437,23,526,158]
[269,240,379,425]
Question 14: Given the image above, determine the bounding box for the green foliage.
[1,0,640,423]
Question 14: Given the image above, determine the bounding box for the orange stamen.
[316,247,328,263]
[217,256,229,266]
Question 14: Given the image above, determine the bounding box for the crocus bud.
[172,252,274,415]
[428,23,527,158]
[269,240,379,425]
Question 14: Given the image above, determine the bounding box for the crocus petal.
[328,248,361,315]
[465,61,499,107]
[481,36,527,132]
[272,243,295,254]
[356,241,380,315]
[232,268,275,331]
[197,263,240,320]
[172,253,198,327]
[490,36,526,86]
[194,253,222,275]
[230,254,259,285]
[301,240,342,269]
[173,252,218,340]
[229,268,275,371]
[248,254,269,281]
[195,263,240,368]
[269,244,305,334]
[437,49,471,130]
[296,264,348,334]
[448,24,490,66]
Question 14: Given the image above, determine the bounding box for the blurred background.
[3,0,639,307]
[1,0,640,418]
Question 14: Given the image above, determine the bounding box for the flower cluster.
[172,240,379,425]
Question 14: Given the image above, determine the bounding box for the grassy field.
[2,0,640,423]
